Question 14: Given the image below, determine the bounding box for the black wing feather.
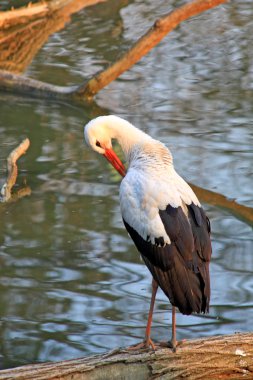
[123,203,211,315]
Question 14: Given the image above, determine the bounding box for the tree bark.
[0,333,252,379]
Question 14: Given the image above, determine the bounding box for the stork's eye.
[96,140,101,148]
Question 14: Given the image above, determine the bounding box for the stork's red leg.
[144,278,158,348]
[127,278,158,350]
[169,306,177,352]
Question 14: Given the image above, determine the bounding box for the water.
[0,0,253,370]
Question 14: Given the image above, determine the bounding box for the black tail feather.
[142,252,209,315]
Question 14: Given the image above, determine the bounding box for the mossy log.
[0,333,252,379]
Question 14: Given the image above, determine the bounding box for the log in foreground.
[0,333,252,379]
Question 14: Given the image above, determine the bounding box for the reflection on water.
[0,0,253,370]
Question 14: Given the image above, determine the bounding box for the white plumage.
[120,167,200,246]
[84,115,211,351]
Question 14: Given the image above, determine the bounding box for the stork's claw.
[127,338,156,351]
[160,338,184,352]
[168,338,178,353]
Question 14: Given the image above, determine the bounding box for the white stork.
[84,115,211,351]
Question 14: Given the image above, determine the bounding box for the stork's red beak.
[103,148,126,177]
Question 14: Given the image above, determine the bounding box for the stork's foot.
[160,339,184,352]
[168,338,178,353]
[127,338,156,351]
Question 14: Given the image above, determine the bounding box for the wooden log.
[0,333,252,379]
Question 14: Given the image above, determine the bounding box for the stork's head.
[84,115,126,177]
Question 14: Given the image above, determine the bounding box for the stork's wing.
[120,170,212,315]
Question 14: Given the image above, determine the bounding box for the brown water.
[0,0,253,369]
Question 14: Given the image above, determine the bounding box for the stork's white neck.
[85,115,173,170]
[103,116,173,169]
[102,115,150,156]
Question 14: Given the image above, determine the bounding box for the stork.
[84,115,211,351]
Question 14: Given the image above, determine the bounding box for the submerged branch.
[0,138,31,202]
[0,70,77,99]
[190,183,253,227]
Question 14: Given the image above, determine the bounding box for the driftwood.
[0,138,31,202]
[0,0,228,101]
[0,333,252,379]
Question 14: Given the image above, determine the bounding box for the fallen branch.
[0,333,252,380]
[0,0,228,101]
[190,183,253,227]
[0,70,77,98]
[0,138,31,202]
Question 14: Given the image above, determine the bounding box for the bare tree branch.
[77,0,228,99]
[0,0,228,101]
[0,138,31,202]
